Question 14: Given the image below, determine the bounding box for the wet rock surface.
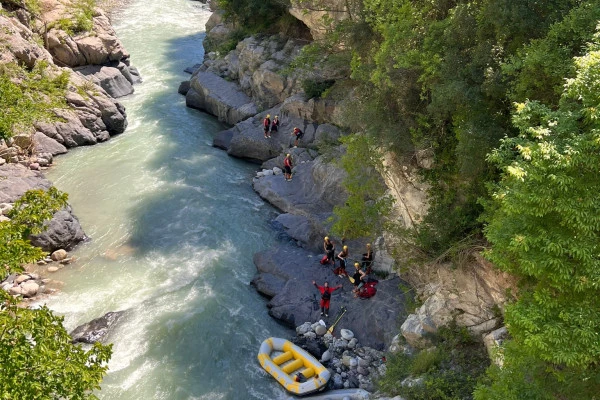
[70,311,126,344]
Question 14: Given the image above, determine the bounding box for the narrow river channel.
[44,0,291,398]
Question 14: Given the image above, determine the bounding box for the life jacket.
[263,117,270,127]
[284,157,292,167]
[358,280,378,299]
[322,289,331,300]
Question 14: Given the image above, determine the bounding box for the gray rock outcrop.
[0,164,52,203]
[70,311,125,344]
[75,63,139,98]
[400,254,517,348]
[30,208,87,252]
[186,71,257,125]
[252,243,408,350]
[288,0,356,40]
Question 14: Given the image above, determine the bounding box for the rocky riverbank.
[0,0,137,299]
[180,7,409,355]
[178,4,519,396]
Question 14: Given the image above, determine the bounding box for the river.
[44,0,292,398]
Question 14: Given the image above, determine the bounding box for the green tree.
[0,290,112,399]
[0,188,113,398]
[478,30,600,397]
[331,134,393,239]
[1,187,68,280]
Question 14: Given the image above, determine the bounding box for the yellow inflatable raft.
[258,337,331,395]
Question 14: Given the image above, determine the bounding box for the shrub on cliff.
[0,188,68,280]
[0,61,69,141]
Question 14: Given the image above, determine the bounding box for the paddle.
[327,306,347,334]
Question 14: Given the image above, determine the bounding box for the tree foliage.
[0,188,113,398]
[0,290,112,399]
[330,134,393,239]
[1,187,68,280]
[478,30,600,397]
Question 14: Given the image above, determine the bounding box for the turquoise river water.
[44,0,292,398]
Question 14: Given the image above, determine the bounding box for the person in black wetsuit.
[323,236,335,266]
[352,262,366,297]
[362,243,373,273]
[270,115,280,135]
[336,245,349,276]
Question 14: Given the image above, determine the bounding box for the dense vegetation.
[378,324,489,399]
[0,189,113,398]
[217,0,600,397]
[0,290,112,399]
[0,61,69,141]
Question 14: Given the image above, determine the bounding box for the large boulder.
[76,64,135,98]
[35,73,128,148]
[70,311,126,344]
[46,9,130,67]
[253,155,347,215]
[252,243,408,350]
[29,208,87,252]
[187,71,257,125]
[213,107,343,163]
[32,132,68,156]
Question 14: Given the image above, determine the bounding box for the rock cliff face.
[400,254,517,349]
[187,34,305,120]
[288,0,356,40]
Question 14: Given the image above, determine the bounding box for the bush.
[0,61,69,140]
[302,79,335,99]
[377,324,489,400]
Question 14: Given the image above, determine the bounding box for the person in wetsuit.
[312,280,342,317]
[352,262,366,297]
[362,243,373,274]
[270,115,280,135]
[283,153,293,181]
[336,245,349,276]
[291,127,303,147]
[323,236,335,266]
[263,114,271,138]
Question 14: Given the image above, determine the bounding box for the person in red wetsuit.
[291,127,303,147]
[263,114,271,138]
[312,280,342,317]
[283,153,293,181]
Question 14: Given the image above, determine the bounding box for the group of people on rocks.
[312,238,375,317]
[262,114,304,147]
